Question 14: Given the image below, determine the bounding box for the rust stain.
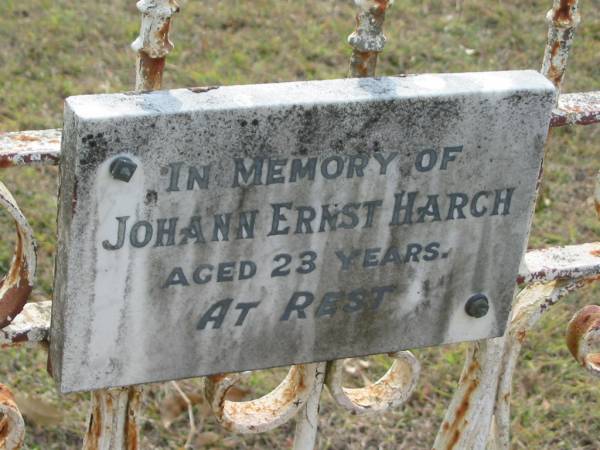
[0,385,16,405]
[0,384,21,448]
[586,353,600,367]
[0,158,14,169]
[0,230,32,328]
[11,135,39,142]
[105,395,113,411]
[516,329,527,344]
[139,53,166,91]
[448,429,461,449]
[0,153,60,168]
[85,393,102,449]
[157,20,171,43]
[546,43,564,87]
[9,333,29,344]
[551,93,600,127]
[454,381,478,423]
[443,357,480,450]
[296,370,306,392]
[554,0,576,23]
[351,51,378,78]
[208,373,228,384]
[595,200,600,217]
[566,305,600,364]
[207,366,315,432]
[0,416,8,447]
[373,0,391,14]
[547,64,563,87]
[126,389,140,450]
[348,0,390,77]
[584,274,600,285]
[137,48,165,89]
[206,374,230,425]
[126,418,138,450]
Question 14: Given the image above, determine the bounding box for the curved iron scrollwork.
[0,182,36,329]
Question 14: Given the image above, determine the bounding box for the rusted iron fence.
[0,0,599,448]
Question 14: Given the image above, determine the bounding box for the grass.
[0,0,599,448]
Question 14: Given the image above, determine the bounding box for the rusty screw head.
[465,294,489,318]
[110,156,137,182]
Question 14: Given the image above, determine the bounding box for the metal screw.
[110,156,137,182]
[465,294,489,318]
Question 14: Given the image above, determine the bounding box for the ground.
[0,0,599,448]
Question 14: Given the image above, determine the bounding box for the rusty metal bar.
[541,0,580,91]
[347,0,393,77]
[2,90,597,171]
[433,338,505,450]
[493,276,599,449]
[0,384,25,450]
[292,362,327,450]
[435,274,600,450]
[566,305,600,377]
[0,129,61,167]
[550,91,600,127]
[131,0,179,91]
[79,3,182,449]
[0,301,50,347]
[564,176,600,379]
[518,242,600,285]
[0,182,37,329]
[82,387,142,450]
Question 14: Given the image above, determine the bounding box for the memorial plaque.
[50,71,555,392]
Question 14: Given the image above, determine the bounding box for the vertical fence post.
[292,362,327,450]
[432,339,507,450]
[82,388,142,450]
[82,2,179,448]
[348,0,393,77]
[131,0,180,91]
[541,0,580,91]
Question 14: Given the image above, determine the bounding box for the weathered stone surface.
[50,71,555,392]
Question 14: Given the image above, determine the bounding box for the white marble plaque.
[51,71,555,392]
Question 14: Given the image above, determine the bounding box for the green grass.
[0,0,599,448]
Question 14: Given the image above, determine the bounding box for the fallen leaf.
[194,431,220,446]
[222,437,242,448]
[542,399,551,412]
